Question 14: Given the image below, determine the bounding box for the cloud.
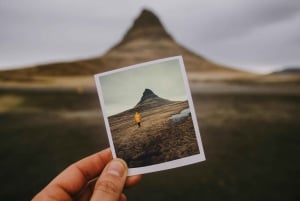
[98,58,187,116]
[162,0,300,43]
[198,12,300,73]
[0,0,299,72]
[156,0,300,73]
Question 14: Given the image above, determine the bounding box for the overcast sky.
[0,0,299,73]
[98,57,187,116]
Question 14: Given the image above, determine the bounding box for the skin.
[32,148,142,201]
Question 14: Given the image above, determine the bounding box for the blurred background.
[0,1,299,200]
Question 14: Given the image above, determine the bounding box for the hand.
[32,148,142,201]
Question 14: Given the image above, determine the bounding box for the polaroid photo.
[94,56,205,176]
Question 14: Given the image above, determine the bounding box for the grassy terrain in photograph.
[126,93,300,201]
[0,88,300,200]
[109,100,199,168]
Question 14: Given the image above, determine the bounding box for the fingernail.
[107,160,125,177]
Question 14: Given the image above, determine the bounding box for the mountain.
[100,9,235,73]
[117,9,174,45]
[0,9,238,80]
[135,88,172,110]
[107,88,197,168]
[111,88,177,118]
[272,67,300,74]
[138,89,160,103]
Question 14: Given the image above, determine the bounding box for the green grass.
[0,91,299,200]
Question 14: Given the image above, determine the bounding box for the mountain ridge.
[134,88,173,111]
[114,9,174,47]
[272,67,300,74]
[110,88,178,118]
[137,88,159,104]
[0,8,240,80]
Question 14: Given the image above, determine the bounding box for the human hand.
[32,148,141,201]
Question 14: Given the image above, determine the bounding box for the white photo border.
[94,56,206,176]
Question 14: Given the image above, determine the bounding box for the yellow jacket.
[134,112,141,123]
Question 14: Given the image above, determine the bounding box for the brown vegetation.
[108,100,199,168]
[0,7,299,201]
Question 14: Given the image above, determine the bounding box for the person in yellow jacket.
[134,112,141,128]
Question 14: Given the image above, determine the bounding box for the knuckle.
[94,179,120,195]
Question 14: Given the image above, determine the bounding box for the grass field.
[0,86,299,201]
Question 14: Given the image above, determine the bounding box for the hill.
[108,88,199,168]
[100,9,236,73]
[0,9,238,80]
[272,67,300,74]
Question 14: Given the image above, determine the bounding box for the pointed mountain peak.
[133,9,163,28]
[120,9,173,44]
[135,88,172,110]
[139,88,159,102]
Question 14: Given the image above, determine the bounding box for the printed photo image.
[94,56,205,175]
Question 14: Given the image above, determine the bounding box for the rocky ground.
[108,100,200,168]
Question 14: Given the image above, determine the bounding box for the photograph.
[94,56,205,175]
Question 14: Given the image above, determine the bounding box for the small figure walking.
[134,112,141,128]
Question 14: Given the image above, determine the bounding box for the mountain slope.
[109,88,176,119]
[0,9,239,80]
[107,88,199,168]
[101,9,236,73]
[134,88,172,111]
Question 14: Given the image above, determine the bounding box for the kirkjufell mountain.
[138,89,160,103]
[135,88,172,110]
[0,9,238,79]
[102,9,235,73]
[110,88,178,117]
[108,88,198,168]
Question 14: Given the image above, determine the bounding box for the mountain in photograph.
[0,9,238,80]
[108,88,199,168]
[135,88,172,111]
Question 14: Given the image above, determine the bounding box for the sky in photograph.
[98,58,187,116]
[0,0,299,73]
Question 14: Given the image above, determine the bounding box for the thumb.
[90,159,128,201]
